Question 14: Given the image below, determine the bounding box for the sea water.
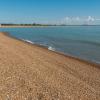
[0,26,100,64]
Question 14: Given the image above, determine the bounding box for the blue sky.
[0,0,100,24]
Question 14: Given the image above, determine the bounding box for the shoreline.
[3,32,100,68]
[1,25,100,28]
[0,25,48,28]
[0,32,100,99]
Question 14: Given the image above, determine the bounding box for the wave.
[22,39,56,51]
[48,46,56,51]
[22,39,34,44]
[20,39,100,65]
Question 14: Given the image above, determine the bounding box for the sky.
[0,0,100,25]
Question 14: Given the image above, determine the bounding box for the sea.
[0,26,100,64]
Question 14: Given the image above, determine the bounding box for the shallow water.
[0,26,100,64]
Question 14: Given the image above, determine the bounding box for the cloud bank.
[62,16,100,25]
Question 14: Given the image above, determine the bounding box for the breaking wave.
[48,46,56,51]
[22,39,56,51]
[22,39,34,44]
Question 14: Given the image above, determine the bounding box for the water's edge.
[2,32,100,68]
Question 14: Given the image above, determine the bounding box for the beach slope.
[0,32,100,100]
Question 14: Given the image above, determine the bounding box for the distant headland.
[0,23,100,28]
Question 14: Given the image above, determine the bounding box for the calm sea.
[0,26,100,64]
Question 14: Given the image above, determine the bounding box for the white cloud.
[75,17,80,21]
[87,16,95,22]
[62,16,100,25]
[65,17,70,21]
[66,17,79,21]
[65,16,80,22]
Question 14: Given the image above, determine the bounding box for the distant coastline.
[0,23,49,28]
[0,23,100,28]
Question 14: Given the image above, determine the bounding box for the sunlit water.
[0,26,100,64]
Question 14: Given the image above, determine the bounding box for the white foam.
[22,39,34,44]
[48,46,55,51]
[22,39,56,52]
